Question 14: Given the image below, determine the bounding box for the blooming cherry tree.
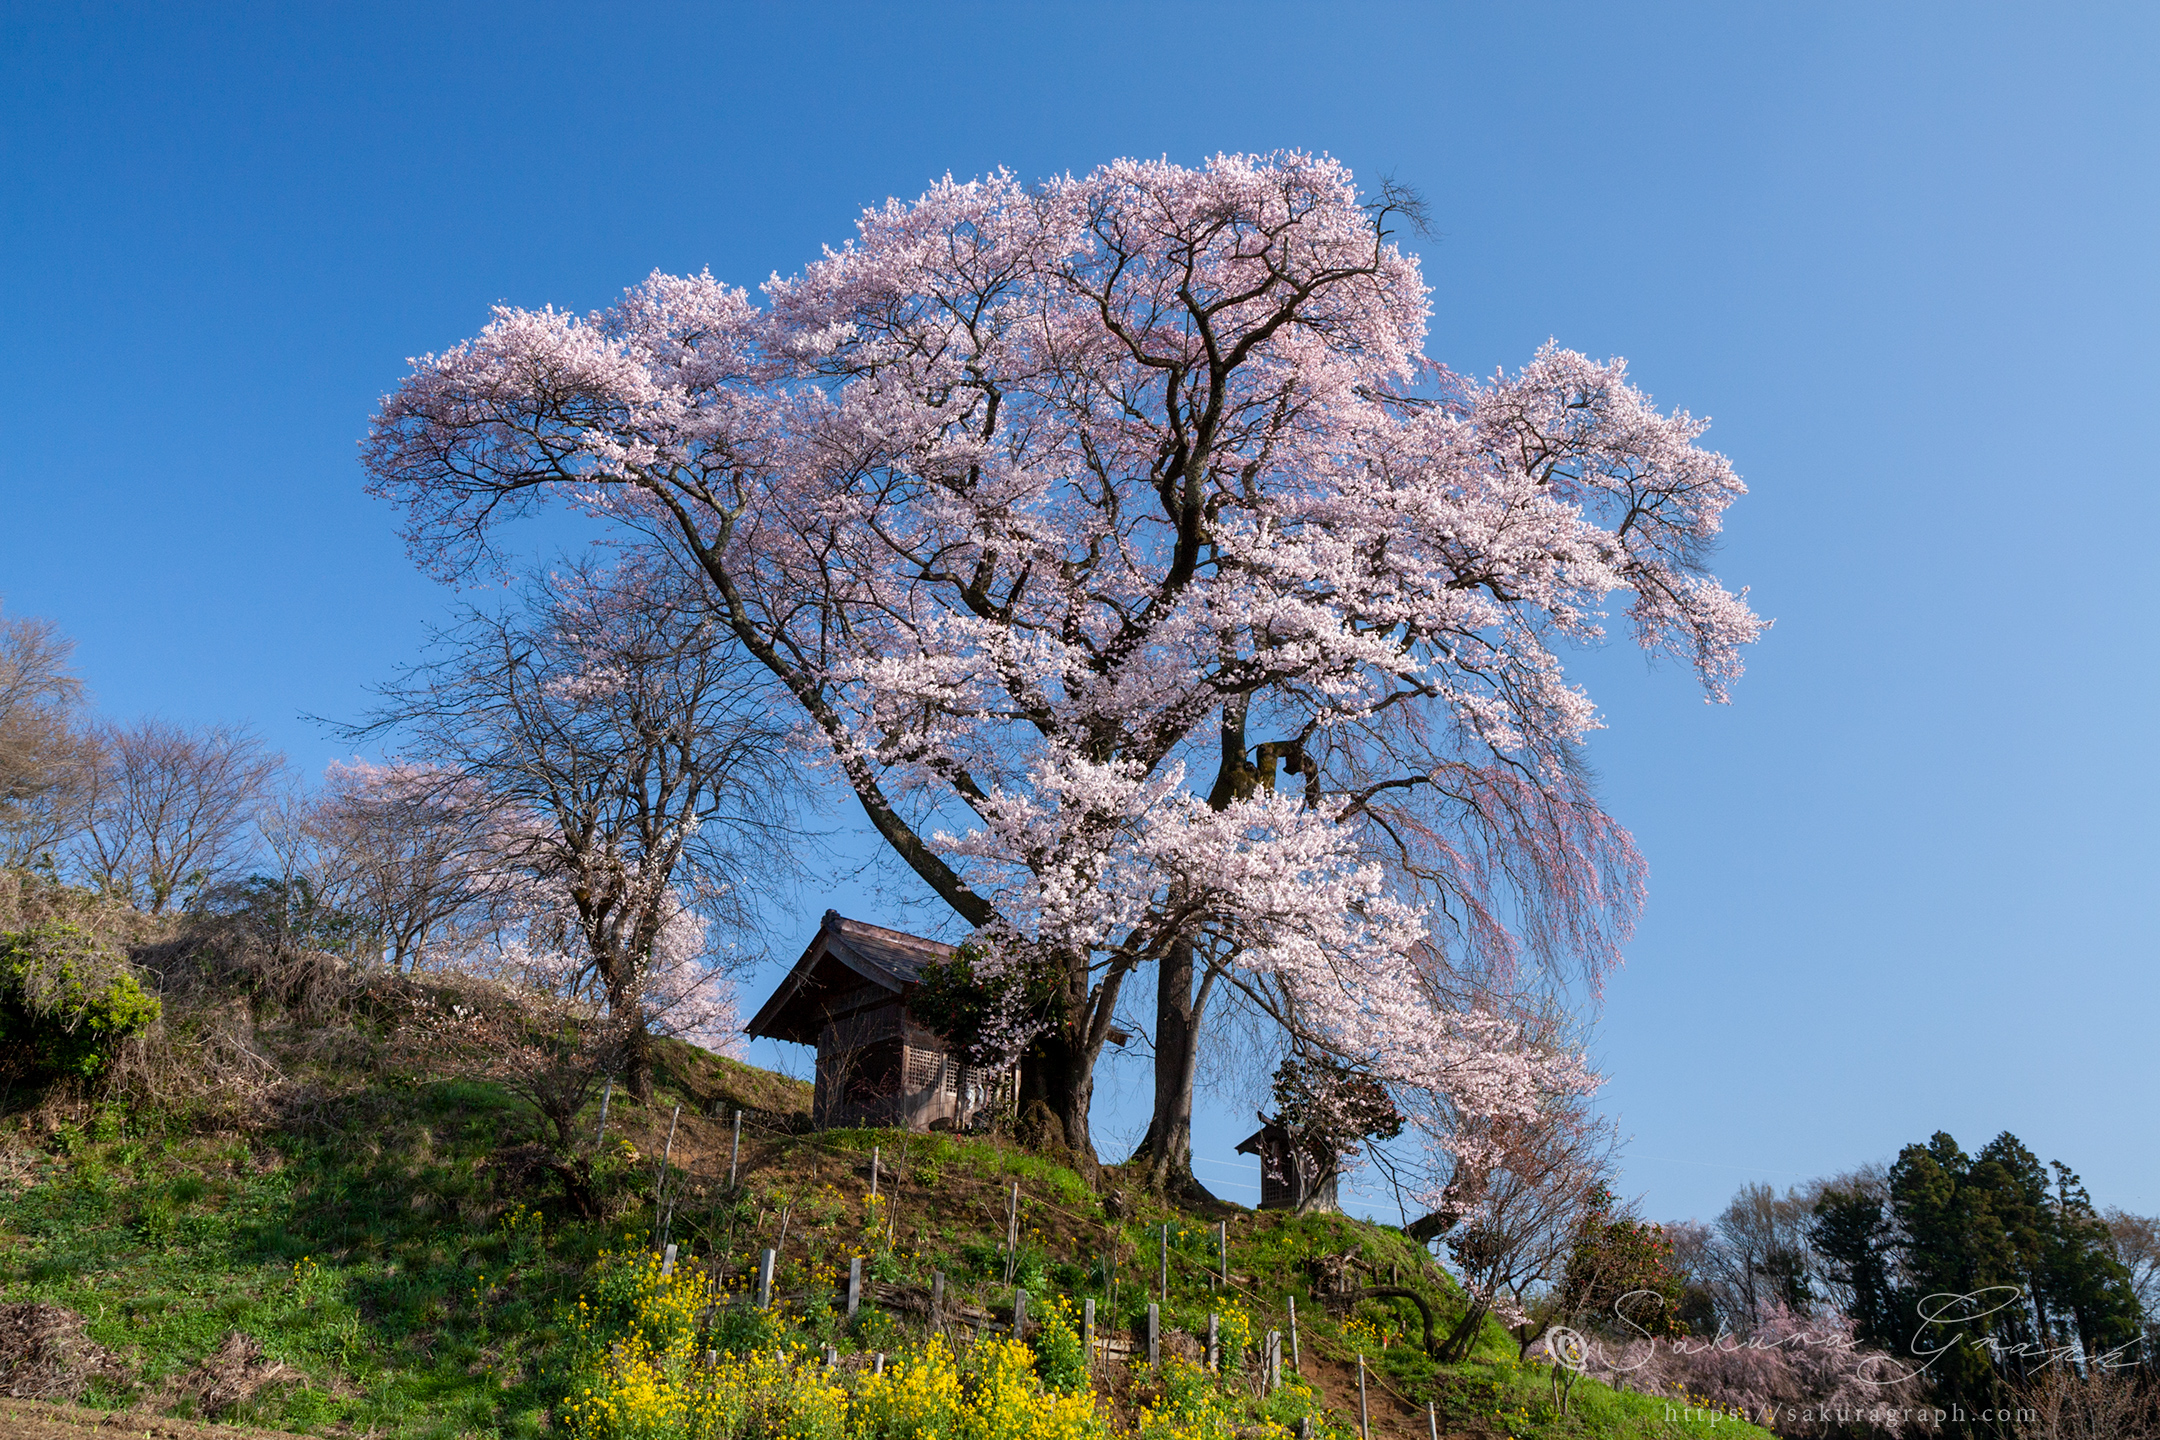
[349,558,797,1098]
[364,152,1760,1178]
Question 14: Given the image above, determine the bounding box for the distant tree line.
[1641,1131,2155,1435]
[1382,1111,2157,1435]
[0,570,802,1105]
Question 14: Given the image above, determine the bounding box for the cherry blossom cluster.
[315,759,740,1051]
[1572,1302,1927,1434]
[364,152,1760,1166]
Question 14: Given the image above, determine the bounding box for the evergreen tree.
[1859,1131,2151,1433]
[1810,1184,1898,1349]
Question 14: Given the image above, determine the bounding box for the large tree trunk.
[1438,1298,1493,1364]
[594,945,654,1104]
[1017,1013,1100,1181]
[620,1020,654,1104]
[1125,698,1264,1197]
[1130,937,1218,1199]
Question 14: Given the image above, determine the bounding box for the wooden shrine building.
[1235,1116,1340,1212]
[743,911,1007,1131]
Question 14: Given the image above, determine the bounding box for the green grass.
[1,1085,616,1436]
[3,1047,1769,1440]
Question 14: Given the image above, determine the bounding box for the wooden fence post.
[655,1103,681,1242]
[757,1248,775,1309]
[1147,1302,1160,1368]
[847,1256,862,1318]
[1003,1181,1020,1283]
[728,1110,742,1189]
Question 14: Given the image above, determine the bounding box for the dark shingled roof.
[815,911,956,988]
[742,910,957,1045]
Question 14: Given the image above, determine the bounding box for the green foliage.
[1030,1293,1088,1392]
[1558,1185,1686,1337]
[906,945,1066,1070]
[0,921,161,1081]
[1812,1129,2151,1434]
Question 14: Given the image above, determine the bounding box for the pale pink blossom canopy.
[365,153,1761,1181]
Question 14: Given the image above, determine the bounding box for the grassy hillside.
[0,1027,1769,1439]
[0,875,1770,1438]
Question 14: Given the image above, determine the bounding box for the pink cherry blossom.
[364,152,1760,1171]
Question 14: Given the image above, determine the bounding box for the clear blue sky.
[4,3,2154,1223]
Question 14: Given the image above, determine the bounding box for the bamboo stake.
[1003,1181,1020,1283]
[655,1103,680,1244]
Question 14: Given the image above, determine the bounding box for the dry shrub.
[1576,1302,1931,1437]
[0,1303,128,1401]
[89,983,290,1131]
[176,1331,292,1418]
[2013,1366,2160,1440]
[395,972,625,1154]
[0,869,382,1126]
[133,918,355,1028]
[0,869,175,949]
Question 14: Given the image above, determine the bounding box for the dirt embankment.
[0,1396,313,1440]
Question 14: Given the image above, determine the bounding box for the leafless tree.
[0,604,94,868]
[1421,1093,1621,1362]
[2104,1209,2160,1359]
[73,719,283,912]
[1659,1166,1887,1336]
[304,762,505,971]
[1691,1181,1823,1330]
[2105,1211,2160,1316]
[347,557,805,1100]
[2013,1365,2160,1440]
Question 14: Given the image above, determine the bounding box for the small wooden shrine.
[1234,1115,1340,1212]
[743,911,1008,1131]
